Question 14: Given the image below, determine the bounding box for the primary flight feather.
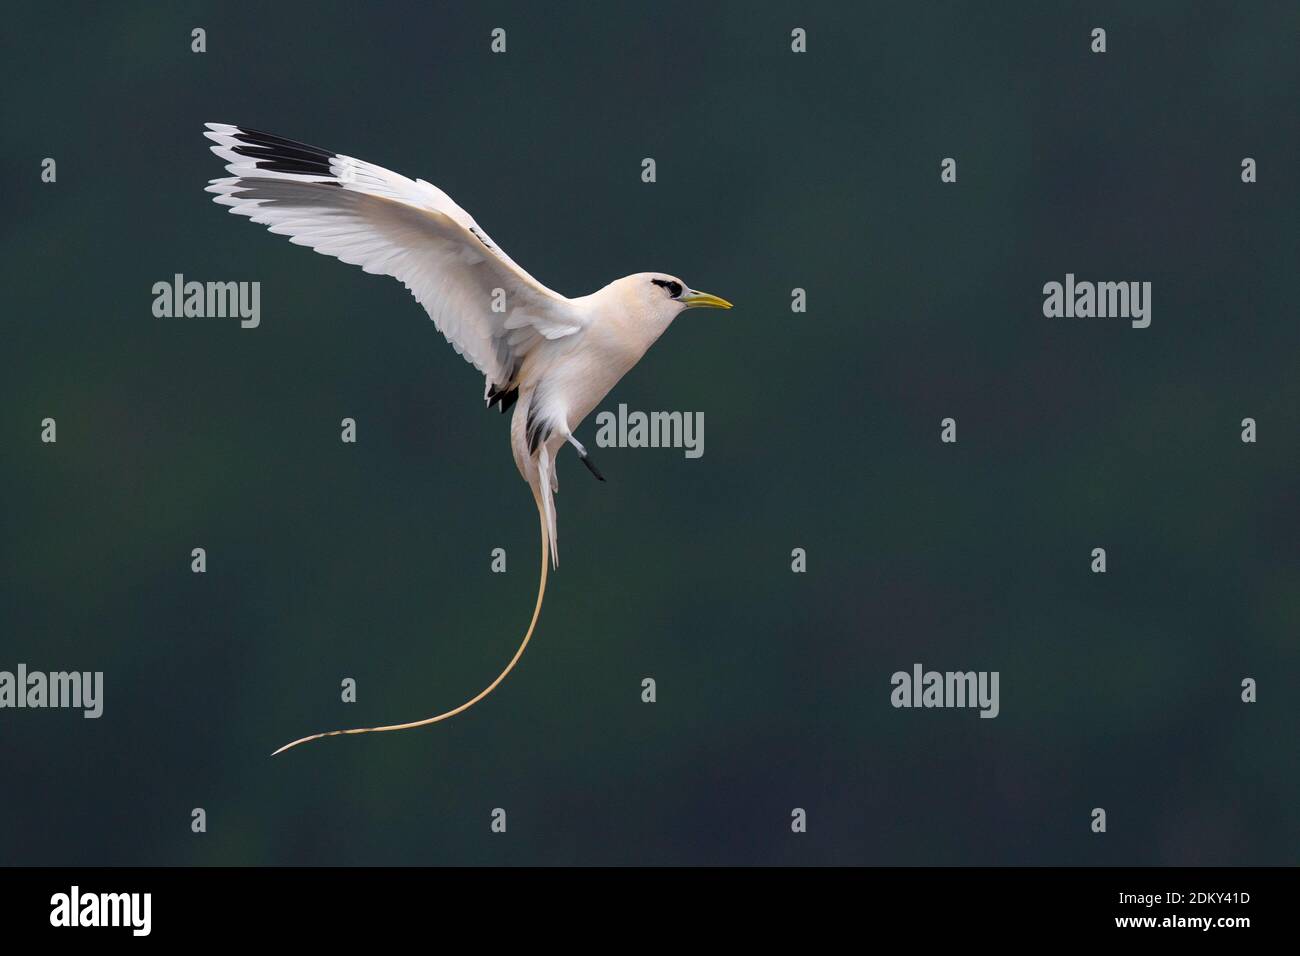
[203,123,732,753]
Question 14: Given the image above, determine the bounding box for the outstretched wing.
[204,123,582,402]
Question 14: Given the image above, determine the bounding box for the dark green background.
[2,2,1296,865]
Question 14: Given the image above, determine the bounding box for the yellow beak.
[681,289,733,310]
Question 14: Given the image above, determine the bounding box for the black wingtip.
[224,126,336,177]
[486,383,519,414]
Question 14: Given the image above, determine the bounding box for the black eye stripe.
[651,279,683,298]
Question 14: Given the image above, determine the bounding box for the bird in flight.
[202,123,732,754]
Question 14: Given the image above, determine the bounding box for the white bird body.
[202,123,731,752]
[509,275,685,560]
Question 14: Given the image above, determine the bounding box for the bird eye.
[651,278,683,298]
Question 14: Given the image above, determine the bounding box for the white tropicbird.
[202,124,732,754]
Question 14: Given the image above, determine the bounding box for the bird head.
[612,272,732,328]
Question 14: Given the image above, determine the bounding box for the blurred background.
[1,1,1296,865]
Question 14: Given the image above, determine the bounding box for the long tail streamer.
[271,503,549,756]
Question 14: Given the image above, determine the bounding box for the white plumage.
[204,123,731,752]
[205,123,580,401]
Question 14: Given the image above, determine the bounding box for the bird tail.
[270,496,550,756]
[536,443,560,569]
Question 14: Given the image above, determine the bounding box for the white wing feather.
[203,123,582,394]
